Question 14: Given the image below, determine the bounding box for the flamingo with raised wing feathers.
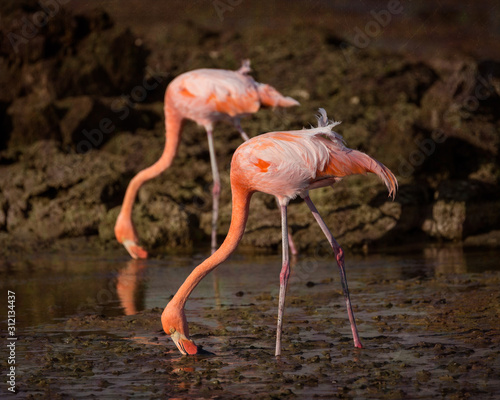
[114,60,299,258]
[162,109,398,356]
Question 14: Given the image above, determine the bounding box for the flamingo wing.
[172,69,261,119]
[233,123,397,201]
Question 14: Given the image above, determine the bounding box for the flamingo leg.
[206,129,221,254]
[234,119,250,141]
[303,195,363,349]
[276,204,290,356]
[271,197,298,256]
[235,119,298,256]
[288,229,299,256]
[287,231,298,256]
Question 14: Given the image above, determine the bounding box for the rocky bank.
[1,1,499,257]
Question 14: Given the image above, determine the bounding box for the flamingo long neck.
[172,186,252,309]
[120,105,183,216]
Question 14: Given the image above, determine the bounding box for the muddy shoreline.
[5,254,499,399]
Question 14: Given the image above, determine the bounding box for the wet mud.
[3,249,499,399]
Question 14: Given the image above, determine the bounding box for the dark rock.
[0,140,128,242]
[0,0,39,16]
[422,180,500,240]
[1,6,151,149]
[0,101,12,150]
[376,62,439,107]
[0,3,499,254]
[52,25,149,97]
[7,93,63,148]
[464,230,500,248]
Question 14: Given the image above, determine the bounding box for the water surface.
[1,245,499,330]
[1,245,499,399]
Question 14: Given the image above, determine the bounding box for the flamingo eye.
[169,327,176,334]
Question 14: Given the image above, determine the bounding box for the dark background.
[1,0,499,255]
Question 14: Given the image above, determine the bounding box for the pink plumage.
[167,64,299,131]
[232,108,397,205]
[162,109,398,356]
[114,60,299,258]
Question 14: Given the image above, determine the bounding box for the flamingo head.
[161,303,201,355]
[257,83,300,108]
[114,213,148,259]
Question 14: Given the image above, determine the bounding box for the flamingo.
[114,60,299,258]
[162,109,398,356]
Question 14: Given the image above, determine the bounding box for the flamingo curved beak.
[280,96,300,107]
[122,240,148,259]
[170,331,205,355]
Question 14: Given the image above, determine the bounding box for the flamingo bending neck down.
[162,109,398,356]
[114,60,299,258]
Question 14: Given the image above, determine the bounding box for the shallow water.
[1,245,499,330]
[1,245,500,398]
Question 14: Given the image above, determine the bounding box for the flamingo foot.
[122,240,148,259]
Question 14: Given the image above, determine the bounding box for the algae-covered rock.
[0,138,195,252]
[0,141,126,242]
[1,2,499,255]
[422,200,466,240]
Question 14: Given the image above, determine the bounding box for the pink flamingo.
[114,60,299,258]
[162,109,398,356]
